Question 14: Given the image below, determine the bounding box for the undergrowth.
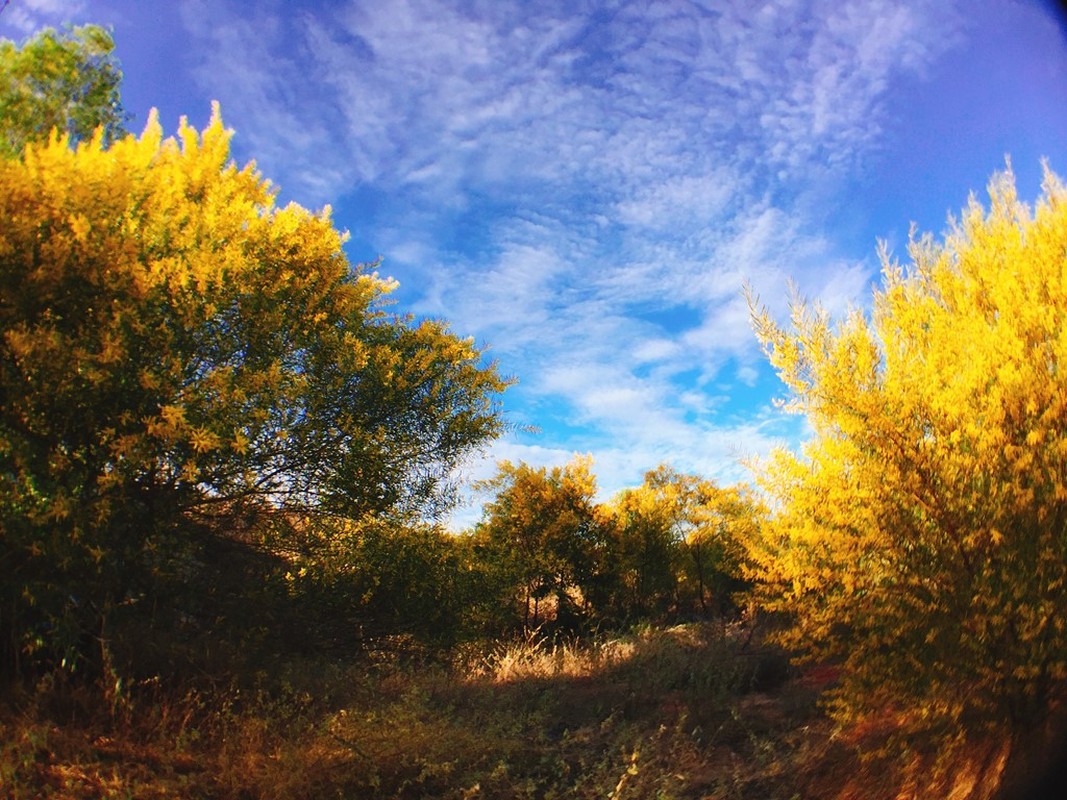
[0,623,1019,799]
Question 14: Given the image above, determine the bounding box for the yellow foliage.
[0,104,508,672]
[747,165,1067,735]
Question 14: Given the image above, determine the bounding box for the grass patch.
[0,622,1022,799]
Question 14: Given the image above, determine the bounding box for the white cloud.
[632,337,681,365]
[616,171,738,230]
[175,0,966,509]
[0,0,86,35]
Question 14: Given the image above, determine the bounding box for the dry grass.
[0,624,1026,800]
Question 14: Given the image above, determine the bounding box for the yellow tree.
[747,166,1067,737]
[609,471,682,618]
[474,456,606,630]
[0,108,508,675]
[609,466,759,620]
[675,479,761,618]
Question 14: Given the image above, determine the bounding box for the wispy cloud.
[175,0,966,517]
[0,0,87,35]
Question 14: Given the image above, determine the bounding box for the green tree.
[277,517,473,652]
[746,167,1067,740]
[0,107,508,676]
[609,476,679,619]
[474,457,607,631]
[607,466,759,621]
[0,24,125,157]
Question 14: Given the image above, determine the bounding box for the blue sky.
[4,0,1067,526]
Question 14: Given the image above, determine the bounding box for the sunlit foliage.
[608,466,760,620]
[0,107,508,674]
[747,166,1067,733]
[0,24,125,157]
[473,456,607,630]
[468,459,758,631]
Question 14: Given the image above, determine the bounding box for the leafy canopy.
[747,166,1067,733]
[606,466,760,619]
[0,24,125,157]
[468,459,759,631]
[474,456,606,630]
[0,105,508,673]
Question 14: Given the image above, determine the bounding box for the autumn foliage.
[0,103,508,676]
[747,167,1067,737]
[468,458,759,633]
[8,21,1067,799]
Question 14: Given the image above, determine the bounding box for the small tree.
[474,457,607,631]
[747,166,1067,738]
[608,466,758,621]
[610,475,682,619]
[674,481,759,619]
[0,24,125,157]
